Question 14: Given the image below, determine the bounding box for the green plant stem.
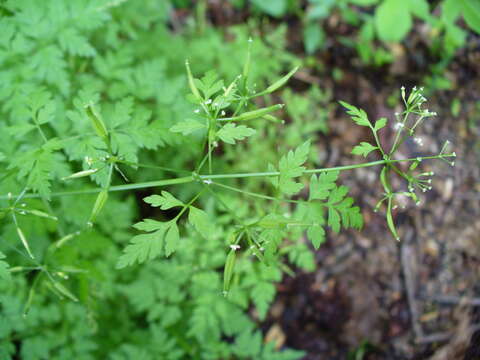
[0,155,454,200]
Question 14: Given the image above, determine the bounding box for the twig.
[427,295,480,307]
[401,229,424,340]
[415,324,480,344]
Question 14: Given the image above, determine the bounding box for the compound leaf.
[276,140,311,195]
[144,191,184,210]
[217,123,255,144]
[351,142,378,157]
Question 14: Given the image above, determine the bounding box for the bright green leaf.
[351,142,378,157]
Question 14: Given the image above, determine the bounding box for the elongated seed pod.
[62,168,99,181]
[85,104,108,140]
[230,104,284,122]
[242,38,253,82]
[223,249,236,296]
[55,231,81,248]
[27,209,58,220]
[23,281,36,316]
[17,227,34,259]
[386,197,400,241]
[380,166,391,192]
[257,66,299,96]
[88,189,108,225]
[52,281,78,302]
[185,60,201,100]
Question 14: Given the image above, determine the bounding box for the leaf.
[328,208,341,233]
[374,117,387,132]
[116,222,167,268]
[309,171,339,200]
[338,101,370,126]
[165,222,179,257]
[217,123,256,144]
[351,142,378,157]
[8,138,65,198]
[307,226,325,250]
[251,281,276,320]
[304,23,324,54]
[170,119,206,135]
[250,0,287,17]
[461,0,480,34]
[58,28,96,57]
[188,206,211,236]
[0,251,11,281]
[276,140,311,195]
[144,191,184,210]
[375,0,412,42]
[194,70,224,100]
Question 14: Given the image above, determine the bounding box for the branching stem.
[0,154,454,200]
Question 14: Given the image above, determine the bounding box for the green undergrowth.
[0,1,456,359]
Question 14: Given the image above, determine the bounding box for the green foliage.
[0,1,456,358]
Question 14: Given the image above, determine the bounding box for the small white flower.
[394,122,404,130]
[414,137,424,146]
[194,109,200,113]
[203,179,212,185]
[230,244,240,251]
[221,110,226,116]
[204,99,212,105]
[84,156,93,166]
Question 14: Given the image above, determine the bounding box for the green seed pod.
[85,104,108,141]
[23,282,36,316]
[261,114,283,123]
[231,104,284,122]
[223,249,237,296]
[27,209,58,220]
[185,60,201,100]
[257,66,299,96]
[380,166,391,192]
[88,190,108,225]
[52,281,78,302]
[55,231,81,249]
[242,38,253,82]
[62,168,99,181]
[17,227,34,259]
[386,197,400,241]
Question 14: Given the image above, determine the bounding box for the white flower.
[230,244,240,251]
[203,179,212,185]
[204,99,212,105]
[414,137,424,146]
[394,122,404,130]
[194,109,200,113]
[221,110,226,116]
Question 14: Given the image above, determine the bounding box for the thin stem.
[115,160,190,175]
[0,155,454,200]
[390,111,409,155]
[210,181,303,204]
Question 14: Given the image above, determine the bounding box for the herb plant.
[0,1,457,358]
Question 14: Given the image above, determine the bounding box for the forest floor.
[185,5,480,359]
[267,19,480,360]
